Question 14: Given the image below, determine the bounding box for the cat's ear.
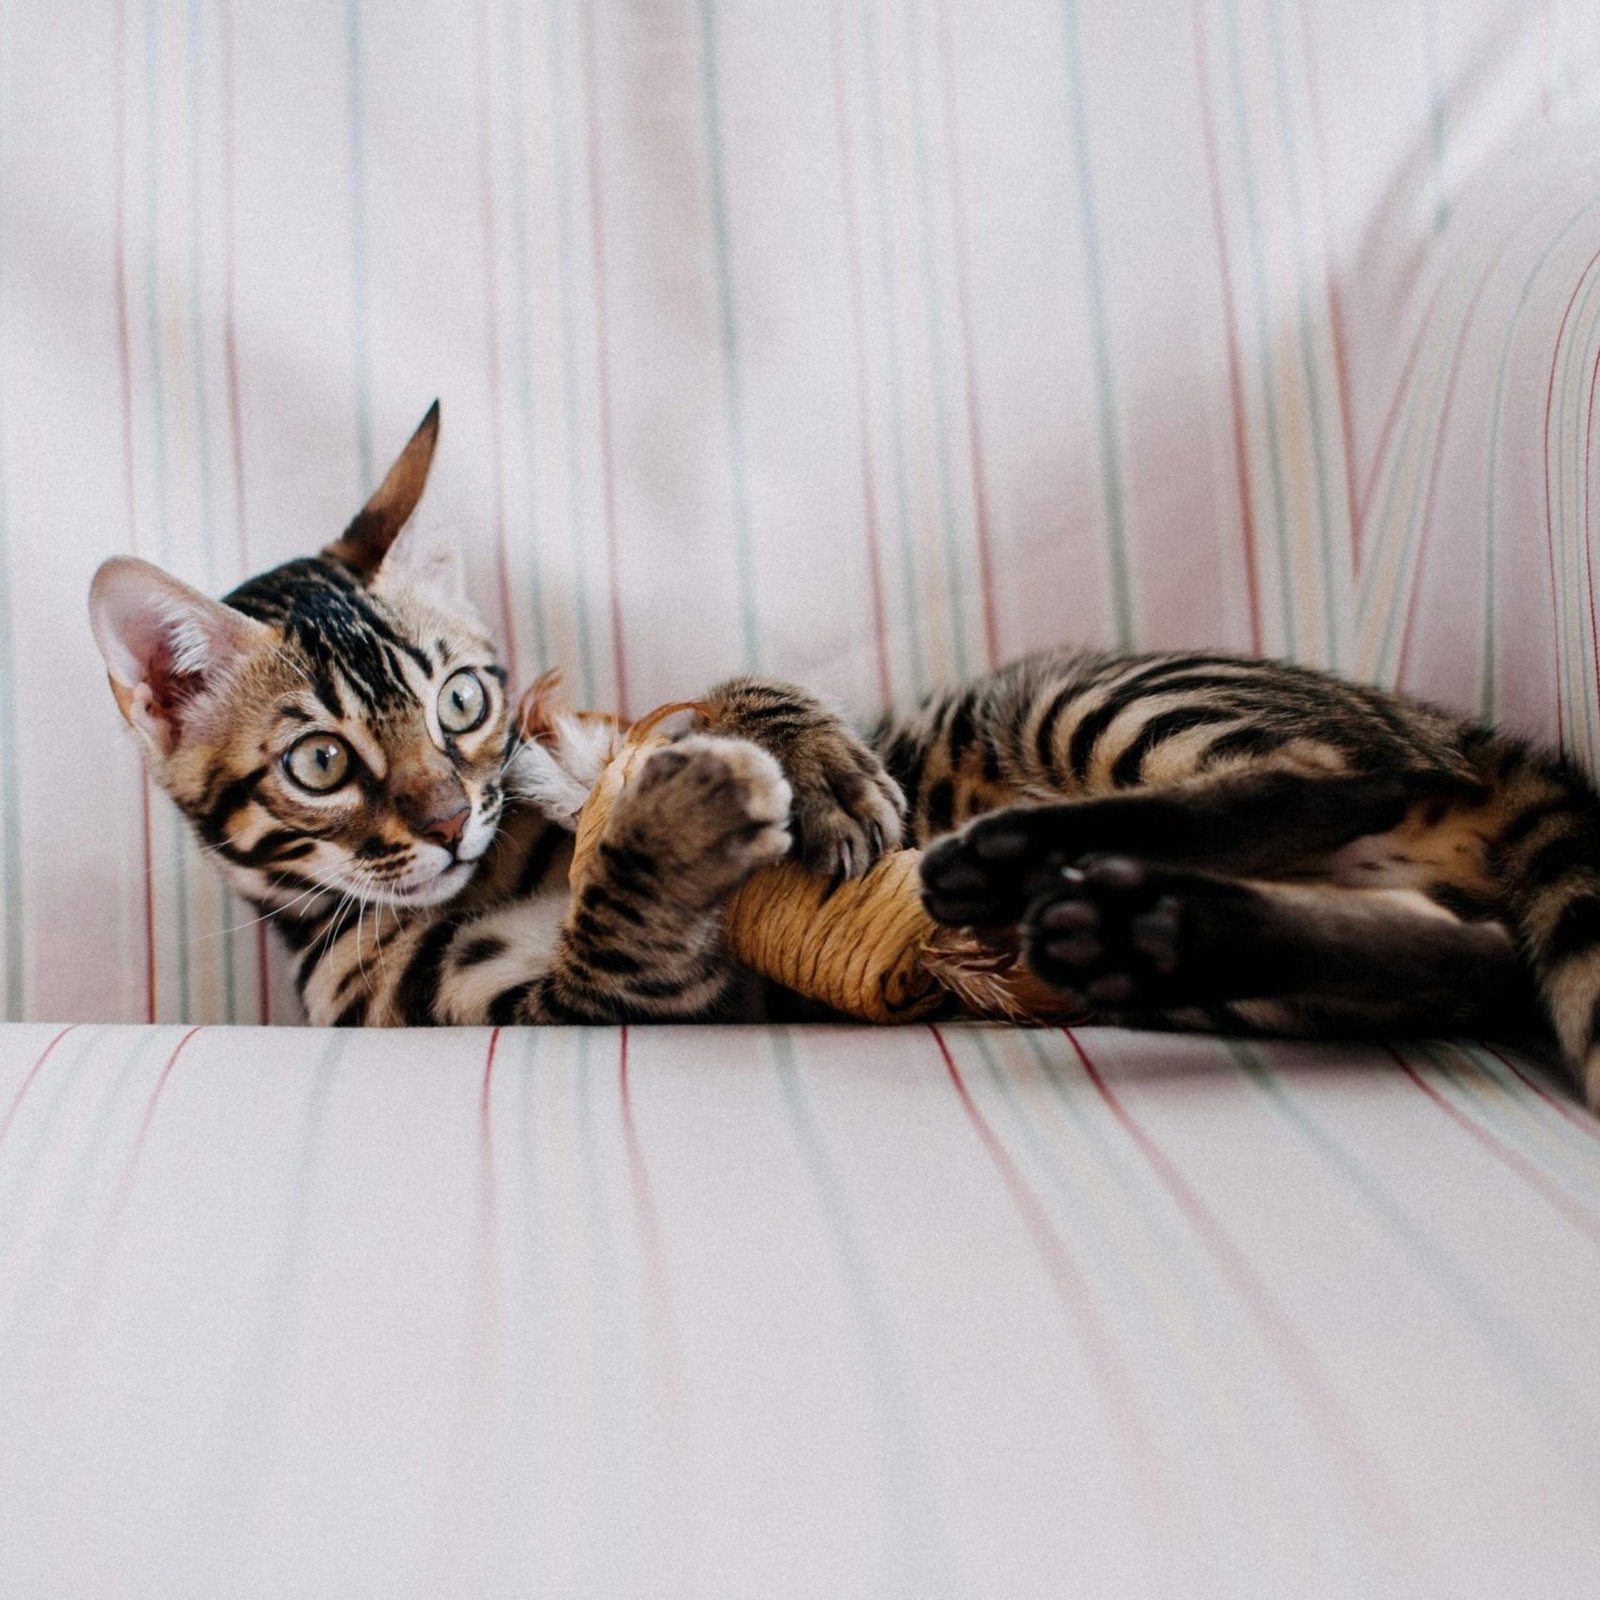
[89,557,271,758]
[322,399,441,580]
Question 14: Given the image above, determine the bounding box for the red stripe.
[1066,1028,1404,1539]
[113,0,157,1021]
[581,0,630,718]
[934,0,999,670]
[619,1027,682,1403]
[1191,0,1262,653]
[1480,1043,1600,1143]
[829,0,893,706]
[1391,1048,1600,1248]
[930,1027,1173,1522]
[219,1,267,1023]
[108,1026,202,1236]
[476,0,518,687]
[0,1025,77,1153]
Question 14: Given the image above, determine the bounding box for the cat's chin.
[364,861,476,908]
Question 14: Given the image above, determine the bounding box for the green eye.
[283,734,352,793]
[438,668,488,735]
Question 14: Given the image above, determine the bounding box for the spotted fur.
[89,404,903,1027]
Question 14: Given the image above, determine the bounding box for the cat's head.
[89,403,512,911]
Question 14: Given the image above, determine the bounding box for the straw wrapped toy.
[515,677,1079,1026]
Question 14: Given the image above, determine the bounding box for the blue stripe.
[769,1028,957,1599]
[858,3,928,698]
[547,0,599,700]
[344,0,373,483]
[1060,0,1132,648]
[499,0,551,679]
[1217,0,1294,658]
[0,29,23,1019]
[695,0,761,671]
[1229,1041,1600,1493]
[904,1,969,681]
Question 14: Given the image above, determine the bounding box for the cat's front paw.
[705,677,905,880]
[612,736,792,908]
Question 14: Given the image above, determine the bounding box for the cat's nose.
[417,805,470,851]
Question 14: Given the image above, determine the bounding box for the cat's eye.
[438,669,488,735]
[283,734,352,793]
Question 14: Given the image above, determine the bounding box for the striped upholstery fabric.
[6,9,1600,1591]
[1,0,1599,1021]
[3,1022,1600,1595]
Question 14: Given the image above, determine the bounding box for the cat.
[89,403,904,1026]
[901,651,1600,1108]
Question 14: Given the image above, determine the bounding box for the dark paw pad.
[1019,855,1250,1011]
[919,809,1068,927]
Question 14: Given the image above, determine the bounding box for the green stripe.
[185,0,237,1022]
[141,0,191,1020]
[0,21,24,1018]
[1060,0,1132,648]
[1480,195,1600,722]
[164,1032,347,1580]
[547,0,598,701]
[904,1,969,680]
[859,2,928,698]
[344,0,373,483]
[1265,0,1341,666]
[1218,0,1294,657]
[499,0,551,679]
[695,0,761,671]
[770,1028,955,1598]
[1420,1,1451,234]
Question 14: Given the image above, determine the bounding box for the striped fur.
[89,407,904,1028]
[906,649,1600,1108]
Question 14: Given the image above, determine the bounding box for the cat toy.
[512,676,1078,1025]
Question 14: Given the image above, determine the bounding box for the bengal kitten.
[900,653,1600,1108]
[88,404,903,1026]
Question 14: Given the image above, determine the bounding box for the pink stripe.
[580,0,630,717]
[829,0,893,706]
[474,1027,502,1364]
[933,0,999,670]
[1066,1029,1405,1541]
[475,0,518,687]
[931,1027,1173,1523]
[218,0,268,1024]
[0,1025,77,1153]
[105,1026,202,1240]
[1582,325,1600,725]
[1480,1043,1600,1143]
[1191,0,1263,653]
[113,0,158,1022]
[1391,1048,1600,1249]
[618,1027,682,1404]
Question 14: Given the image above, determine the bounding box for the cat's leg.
[920,768,1418,928]
[1018,854,1527,1026]
[703,677,905,879]
[429,735,792,1024]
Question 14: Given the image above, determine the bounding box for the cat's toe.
[920,813,1064,927]
[788,735,905,880]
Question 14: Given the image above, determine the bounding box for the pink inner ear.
[142,637,210,725]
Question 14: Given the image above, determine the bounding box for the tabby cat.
[906,651,1600,1109]
[89,405,1600,1112]
[88,404,903,1027]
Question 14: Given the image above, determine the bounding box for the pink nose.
[418,806,470,851]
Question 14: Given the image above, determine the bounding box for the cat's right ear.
[322,399,441,580]
[88,558,272,758]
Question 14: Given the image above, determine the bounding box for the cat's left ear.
[323,399,441,580]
